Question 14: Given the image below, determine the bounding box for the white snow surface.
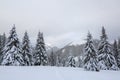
[0,66,120,80]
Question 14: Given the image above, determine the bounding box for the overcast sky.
[0,0,120,47]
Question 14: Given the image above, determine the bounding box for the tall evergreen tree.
[1,25,24,66]
[113,40,119,62]
[34,32,47,66]
[50,50,56,66]
[22,31,32,66]
[98,27,119,70]
[118,38,120,50]
[78,56,83,68]
[117,38,120,68]
[1,33,6,48]
[83,32,99,71]
[56,56,61,66]
[0,33,6,56]
[0,35,2,62]
[0,35,2,54]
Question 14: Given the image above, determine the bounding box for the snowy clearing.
[0,66,120,80]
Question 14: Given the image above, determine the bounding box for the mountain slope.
[55,39,100,59]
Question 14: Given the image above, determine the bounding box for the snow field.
[0,66,120,80]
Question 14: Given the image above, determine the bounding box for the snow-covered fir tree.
[0,35,2,54]
[56,56,61,66]
[78,56,83,68]
[0,33,6,63]
[34,32,47,66]
[113,40,119,63]
[1,25,25,66]
[83,32,99,71]
[98,27,119,70]
[67,56,76,67]
[0,33,6,54]
[66,50,76,67]
[1,33,6,48]
[0,35,2,62]
[39,32,48,65]
[117,38,120,68]
[22,31,32,66]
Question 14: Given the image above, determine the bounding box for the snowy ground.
[0,66,120,80]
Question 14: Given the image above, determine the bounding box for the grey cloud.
[0,0,120,47]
